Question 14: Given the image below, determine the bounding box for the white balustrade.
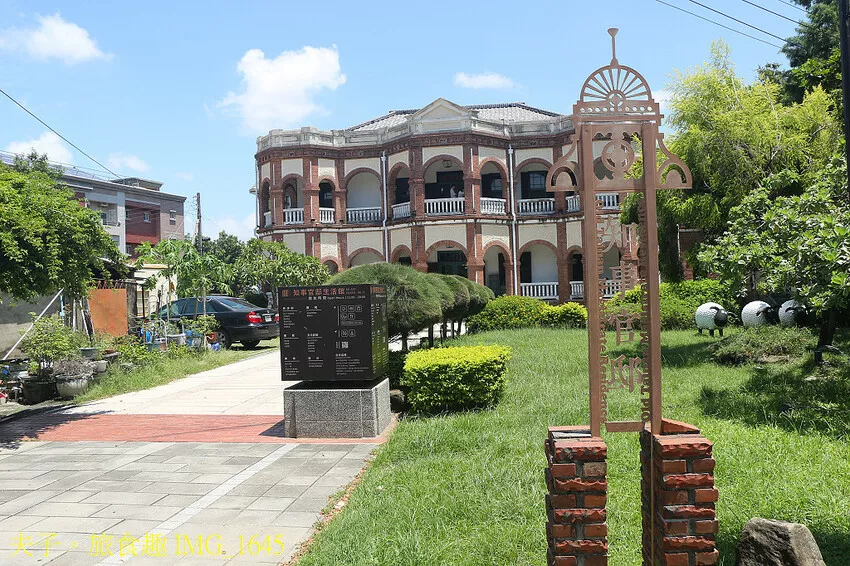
[603,279,622,298]
[425,198,464,215]
[319,208,334,223]
[480,197,506,215]
[566,195,581,213]
[283,208,303,225]
[520,282,559,300]
[570,281,584,300]
[518,198,555,215]
[263,211,272,227]
[392,202,411,219]
[596,193,620,209]
[347,207,382,223]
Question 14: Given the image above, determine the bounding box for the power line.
[655,0,786,48]
[687,0,793,44]
[774,0,807,14]
[742,0,817,30]
[0,86,120,178]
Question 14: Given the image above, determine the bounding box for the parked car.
[157,296,279,349]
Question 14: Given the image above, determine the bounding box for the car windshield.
[215,297,262,311]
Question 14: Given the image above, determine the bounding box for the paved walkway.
[0,350,383,565]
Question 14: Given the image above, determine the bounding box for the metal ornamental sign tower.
[543,30,719,566]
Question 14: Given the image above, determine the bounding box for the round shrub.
[467,296,550,332]
[540,302,588,328]
[402,345,512,413]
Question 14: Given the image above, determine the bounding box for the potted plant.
[53,359,94,399]
[182,315,219,349]
[19,314,80,404]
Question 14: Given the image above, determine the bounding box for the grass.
[73,339,279,403]
[295,328,850,566]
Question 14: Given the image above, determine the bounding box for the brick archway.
[342,167,381,188]
[390,245,413,263]
[388,163,411,208]
[422,154,466,175]
[477,158,508,182]
[346,247,385,268]
[518,239,559,256]
[515,157,553,172]
[321,257,341,275]
[424,240,468,261]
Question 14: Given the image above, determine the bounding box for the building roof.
[346,102,563,132]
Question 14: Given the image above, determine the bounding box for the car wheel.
[241,340,260,350]
[218,330,232,349]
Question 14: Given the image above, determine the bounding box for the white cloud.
[0,13,110,64]
[453,72,515,89]
[107,153,150,173]
[5,132,73,164]
[654,89,672,110]
[175,172,194,182]
[219,46,346,133]
[208,213,256,242]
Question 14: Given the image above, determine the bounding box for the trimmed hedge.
[402,345,512,413]
[466,296,587,332]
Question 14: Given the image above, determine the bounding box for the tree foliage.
[0,153,121,301]
[233,239,329,297]
[623,42,841,278]
[204,231,244,265]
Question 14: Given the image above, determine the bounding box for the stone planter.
[22,379,57,404]
[55,373,90,399]
[93,360,108,374]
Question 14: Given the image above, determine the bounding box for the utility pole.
[839,0,850,198]
[196,192,203,252]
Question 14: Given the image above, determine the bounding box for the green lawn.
[73,339,279,403]
[296,328,850,566]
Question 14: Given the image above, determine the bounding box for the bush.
[540,302,588,328]
[402,345,512,413]
[387,350,407,389]
[605,280,729,331]
[467,296,550,332]
[710,326,816,365]
[20,314,85,372]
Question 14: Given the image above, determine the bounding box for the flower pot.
[22,379,57,404]
[166,334,187,346]
[102,352,120,365]
[55,374,90,399]
[79,347,99,360]
[93,360,108,374]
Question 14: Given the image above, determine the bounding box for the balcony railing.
[392,202,411,219]
[518,198,555,215]
[596,193,620,210]
[263,211,272,227]
[319,208,335,223]
[347,207,382,223]
[570,281,584,300]
[520,282,559,300]
[283,209,303,224]
[566,195,581,213]
[480,197,506,215]
[425,198,464,216]
[100,211,119,227]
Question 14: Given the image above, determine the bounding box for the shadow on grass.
[602,333,716,369]
[698,355,850,440]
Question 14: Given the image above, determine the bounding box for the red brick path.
[0,413,388,444]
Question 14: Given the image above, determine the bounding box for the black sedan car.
[158,296,278,349]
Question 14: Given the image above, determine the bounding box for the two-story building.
[253,96,634,303]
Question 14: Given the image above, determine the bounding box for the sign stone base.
[282,378,391,438]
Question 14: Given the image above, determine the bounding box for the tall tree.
[233,239,329,301]
[0,152,121,301]
[204,231,244,265]
[623,42,841,278]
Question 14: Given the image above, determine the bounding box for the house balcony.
[283,209,303,225]
[520,282,559,300]
[518,198,555,215]
[568,280,621,300]
[566,195,581,213]
[347,207,382,224]
[425,198,464,216]
[392,202,411,219]
[569,281,584,300]
[480,197,506,215]
[320,208,335,223]
[263,211,272,227]
[596,193,620,210]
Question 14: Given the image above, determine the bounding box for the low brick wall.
[544,426,608,566]
[640,420,719,566]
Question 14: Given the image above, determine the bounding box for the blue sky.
[0,0,800,241]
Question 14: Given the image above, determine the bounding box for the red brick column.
[641,420,718,566]
[545,426,608,566]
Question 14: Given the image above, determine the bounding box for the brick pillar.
[545,426,608,566]
[412,178,425,218]
[641,420,718,566]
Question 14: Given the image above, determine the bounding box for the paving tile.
[183,508,241,526]
[312,474,357,488]
[151,495,201,508]
[301,484,346,500]
[103,519,162,536]
[261,485,310,499]
[229,509,281,526]
[91,471,137,481]
[92,504,183,522]
[41,472,106,492]
[224,485,271,498]
[272,511,322,528]
[27,516,122,535]
[139,483,216,496]
[22,502,107,518]
[0,490,62,515]
[0,514,46,531]
[189,474,233,484]
[80,492,165,506]
[284,497,327,514]
[246,497,295,512]
[207,496,257,510]
[117,462,187,473]
[48,492,94,504]
[129,471,201,483]
[74,480,152,493]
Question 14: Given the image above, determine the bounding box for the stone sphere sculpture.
[741,300,772,327]
[695,302,729,337]
[779,300,807,327]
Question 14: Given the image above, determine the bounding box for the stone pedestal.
[545,426,609,566]
[283,378,391,438]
